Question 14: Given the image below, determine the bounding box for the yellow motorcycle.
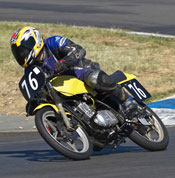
[19,66,169,160]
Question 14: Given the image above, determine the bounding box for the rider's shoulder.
[44,36,69,49]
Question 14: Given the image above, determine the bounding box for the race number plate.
[122,79,151,102]
[19,66,46,101]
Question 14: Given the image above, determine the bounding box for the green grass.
[1,21,175,102]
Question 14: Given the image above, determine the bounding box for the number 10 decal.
[124,79,151,102]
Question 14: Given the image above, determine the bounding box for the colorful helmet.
[10,26,44,68]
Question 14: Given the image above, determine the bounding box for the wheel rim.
[136,109,165,142]
[42,110,90,153]
[146,113,164,142]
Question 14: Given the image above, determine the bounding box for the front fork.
[47,82,72,131]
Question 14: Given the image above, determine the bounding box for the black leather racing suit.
[40,35,127,101]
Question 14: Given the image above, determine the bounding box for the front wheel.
[129,105,169,151]
[35,107,92,160]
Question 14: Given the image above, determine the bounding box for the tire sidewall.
[35,107,92,160]
[129,105,169,151]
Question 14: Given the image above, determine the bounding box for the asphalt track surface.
[1,0,175,177]
[0,0,175,35]
[0,127,174,178]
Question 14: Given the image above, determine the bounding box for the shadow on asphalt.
[0,149,67,162]
[0,145,146,162]
[93,145,147,156]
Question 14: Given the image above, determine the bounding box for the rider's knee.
[84,70,117,92]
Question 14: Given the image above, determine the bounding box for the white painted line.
[126,31,175,38]
[152,108,175,125]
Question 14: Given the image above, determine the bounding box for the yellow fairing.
[34,103,72,116]
[118,73,136,84]
[51,76,97,96]
[50,73,135,96]
[34,103,59,113]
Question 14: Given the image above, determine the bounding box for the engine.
[75,101,119,128]
[94,110,119,128]
[75,102,95,119]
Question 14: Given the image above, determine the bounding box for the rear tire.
[129,105,169,151]
[35,107,92,160]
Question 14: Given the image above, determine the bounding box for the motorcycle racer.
[10,26,137,114]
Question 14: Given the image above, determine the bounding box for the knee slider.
[96,71,117,92]
[84,70,100,89]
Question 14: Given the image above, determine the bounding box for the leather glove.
[54,60,68,73]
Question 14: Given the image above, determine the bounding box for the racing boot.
[112,86,137,116]
[122,95,138,115]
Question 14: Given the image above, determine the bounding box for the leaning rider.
[10,26,137,114]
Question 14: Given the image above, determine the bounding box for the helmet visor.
[11,45,31,66]
[21,36,35,50]
[11,36,36,66]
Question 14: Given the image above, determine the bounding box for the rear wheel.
[129,105,169,151]
[35,107,92,160]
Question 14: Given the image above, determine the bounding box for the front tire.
[129,105,169,151]
[35,107,92,160]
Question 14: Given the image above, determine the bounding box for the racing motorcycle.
[19,65,169,160]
